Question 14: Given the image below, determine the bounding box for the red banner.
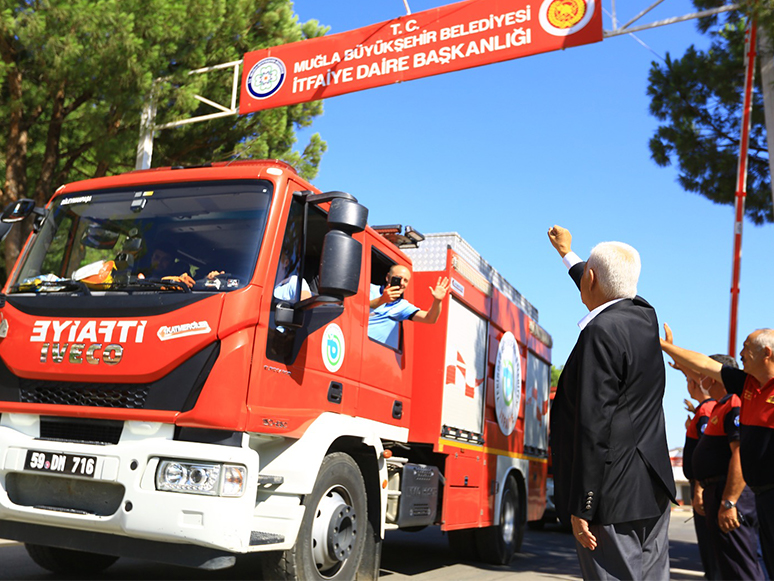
[240,0,602,114]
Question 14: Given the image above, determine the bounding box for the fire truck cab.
[0,161,550,579]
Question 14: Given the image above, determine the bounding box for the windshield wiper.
[106,278,192,294]
[12,279,92,295]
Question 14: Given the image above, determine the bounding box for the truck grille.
[0,341,219,412]
[6,473,125,516]
[40,416,123,445]
[20,380,149,409]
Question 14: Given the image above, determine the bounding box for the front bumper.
[0,414,265,557]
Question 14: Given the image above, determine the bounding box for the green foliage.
[647,6,772,224]
[0,0,328,270]
[550,364,563,387]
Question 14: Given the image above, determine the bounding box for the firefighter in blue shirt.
[368,264,449,349]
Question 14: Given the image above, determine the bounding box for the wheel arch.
[327,435,385,540]
[494,456,529,526]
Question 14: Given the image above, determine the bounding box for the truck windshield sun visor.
[7,180,273,295]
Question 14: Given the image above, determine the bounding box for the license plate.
[24,450,97,478]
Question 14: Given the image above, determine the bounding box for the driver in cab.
[137,243,223,289]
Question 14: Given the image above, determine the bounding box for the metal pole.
[728,20,757,357]
[759,27,774,221]
[135,85,157,170]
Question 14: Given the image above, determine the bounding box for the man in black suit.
[548,226,676,580]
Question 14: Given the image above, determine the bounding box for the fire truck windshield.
[8,180,272,294]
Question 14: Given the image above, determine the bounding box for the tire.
[474,475,523,565]
[263,452,368,580]
[447,528,480,561]
[25,543,119,575]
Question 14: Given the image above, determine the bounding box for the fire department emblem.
[246,57,286,100]
[321,323,345,373]
[539,0,595,36]
[494,332,521,436]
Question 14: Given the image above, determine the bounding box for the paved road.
[0,507,702,580]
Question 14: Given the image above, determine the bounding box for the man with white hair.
[661,327,774,575]
[548,225,676,580]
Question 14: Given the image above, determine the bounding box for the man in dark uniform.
[661,327,774,575]
[679,365,719,579]
[687,351,762,580]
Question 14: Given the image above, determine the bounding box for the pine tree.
[0,0,328,269]
[647,0,773,224]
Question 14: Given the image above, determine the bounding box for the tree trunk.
[3,64,29,275]
[33,83,66,207]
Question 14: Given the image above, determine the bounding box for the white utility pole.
[758,27,774,220]
[135,61,242,170]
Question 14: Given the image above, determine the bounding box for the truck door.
[251,186,359,426]
[357,246,412,428]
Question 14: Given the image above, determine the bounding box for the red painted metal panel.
[443,486,482,529]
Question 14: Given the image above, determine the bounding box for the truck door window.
[265,196,327,363]
[271,196,326,304]
[368,249,403,352]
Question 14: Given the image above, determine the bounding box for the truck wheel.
[25,543,118,574]
[474,475,523,565]
[447,528,480,561]
[264,452,368,580]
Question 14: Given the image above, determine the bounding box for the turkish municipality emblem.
[246,57,286,100]
[322,323,345,373]
[494,331,522,436]
[539,0,595,36]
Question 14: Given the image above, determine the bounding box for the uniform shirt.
[692,393,741,482]
[368,284,419,349]
[721,366,774,488]
[683,398,716,481]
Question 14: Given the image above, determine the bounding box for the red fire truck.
[0,160,551,579]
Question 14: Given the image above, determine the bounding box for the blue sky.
[290,0,773,449]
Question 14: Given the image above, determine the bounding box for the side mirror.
[318,231,362,298]
[327,198,367,234]
[280,191,367,318]
[1,199,36,223]
[0,199,48,242]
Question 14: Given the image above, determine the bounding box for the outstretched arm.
[548,225,572,257]
[660,323,723,382]
[412,277,450,324]
[548,225,584,290]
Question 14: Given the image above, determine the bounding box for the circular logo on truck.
[494,332,522,436]
[539,0,595,36]
[322,323,345,372]
[246,57,286,99]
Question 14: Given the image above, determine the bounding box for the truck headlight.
[155,460,246,497]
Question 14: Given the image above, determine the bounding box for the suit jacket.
[550,262,676,525]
